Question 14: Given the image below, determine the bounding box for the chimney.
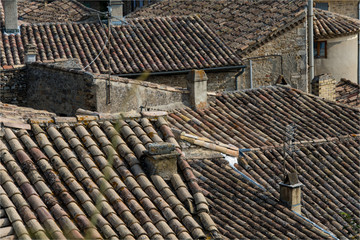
[187,69,208,110]
[109,1,123,25]
[2,0,19,33]
[25,44,37,63]
[312,74,336,101]
[143,142,180,180]
[280,171,303,215]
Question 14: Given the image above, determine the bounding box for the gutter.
[116,65,247,77]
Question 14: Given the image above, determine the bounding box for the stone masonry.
[0,66,27,105]
[315,0,359,18]
[312,74,337,101]
[239,19,309,92]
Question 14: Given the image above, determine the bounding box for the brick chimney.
[312,74,336,101]
[109,0,123,25]
[280,171,303,215]
[25,44,37,63]
[2,0,19,33]
[143,142,180,180]
[187,69,208,110]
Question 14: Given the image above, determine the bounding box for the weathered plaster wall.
[95,76,189,113]
[315,34,358,82]
[141,70,238,92]
[26,64,97,116]
[0,66,27,105]
[315,0,359,18]
[238,22,309,92]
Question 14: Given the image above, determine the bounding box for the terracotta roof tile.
[1,16,242,73]
[130,0,360,54]
[170,86,359,148]
[335,79,360,107]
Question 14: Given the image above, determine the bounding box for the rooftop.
[0,15,243,74]
[335,79,360,108]
[130,0,360,55]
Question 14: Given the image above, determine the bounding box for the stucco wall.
[95,76,189,113]
[131,70,239,92]
[238,21,309,92]
[314,34,358,82]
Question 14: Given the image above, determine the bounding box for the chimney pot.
[187,69,208,110]
[143,142,180,180]
[280,171,303,214]
[25,44,37,63]
[2,0,19,33]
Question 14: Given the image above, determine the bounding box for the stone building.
[0,1,245,93]
[130,0,360,91]
[314,0,359,18]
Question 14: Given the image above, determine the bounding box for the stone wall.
[133,70,239,92]
[0,66,27,105]
[238,20,309,92]
[315,0,359,18]
[26,64,97,116]
[95,75,189,113]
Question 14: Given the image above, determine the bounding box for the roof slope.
[0,0,98,24]
[189,135,360,239]
[129,0,360,54]
[336,79,360,107]
[0,116,220,239]
[168,86,359,148]
[314,9,360,39]
[0,15,242,74]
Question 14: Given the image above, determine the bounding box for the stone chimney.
[312,74,336,101]
[187,69,208,110]
[109,1,123,25]
[280,171,303,215]
[2,0,19,33]
[25,44,37,63]
[143,142,180,180]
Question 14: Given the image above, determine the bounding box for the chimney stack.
[280,171,303,215]
[109,1,123,25]
[312,74,336,101]
[25,44,37,63]
[187,69,208,110]
[143,142,180,180]
[2,0,19,33]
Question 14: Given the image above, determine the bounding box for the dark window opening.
[314,41,327,58]
[315,2,329,10]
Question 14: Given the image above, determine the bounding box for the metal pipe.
[249,59,253,89]
[308,0,314,82]
[358,1,360,84]
[234,67,245,90]
[117,65,247,77]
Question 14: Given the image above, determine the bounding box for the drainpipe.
[358,1,360,84]
[235,67,245,90]
[308,0,314,82]
[249,60,253,89]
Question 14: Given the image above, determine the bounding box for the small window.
[315,2,329,10]
[314,41,327,58]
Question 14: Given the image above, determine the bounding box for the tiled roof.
[0,15,242,74]
[0,102,56,129]
[336,79,360,107]
[0,0,98,24]
[0,115,221,239]
[129,0,360,54]
[168,85,359,148]
[129,0,307,54]
[314,9,360,39]
[188,135,360,239]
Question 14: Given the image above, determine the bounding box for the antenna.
[282,122,297,180]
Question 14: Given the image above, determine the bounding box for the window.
[314,41,327,58]
[315,2,329,10]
